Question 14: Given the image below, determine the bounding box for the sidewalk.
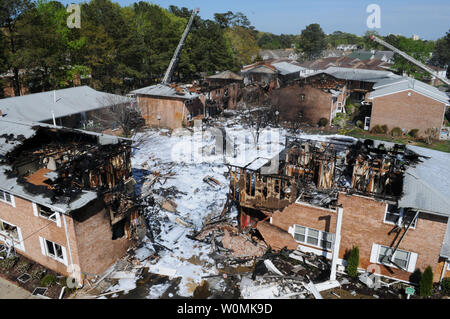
[0,276,39,299]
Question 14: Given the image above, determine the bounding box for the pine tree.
[419,266,433,297]
[347,246,360,278]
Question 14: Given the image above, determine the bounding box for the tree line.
[0,0,448,97]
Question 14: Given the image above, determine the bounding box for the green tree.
[19,0,74,92]
[430,30,450,78]
[419,266,433,297]
[297,24,327,60]
[326,31,364,48]
[346,246,360,278]
[0,0,33,96]
[225,26,259,67]
[389,35,435,81]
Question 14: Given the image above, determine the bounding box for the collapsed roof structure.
[0,118,136,218]
[227,135,449,216]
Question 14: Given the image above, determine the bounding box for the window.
[377,245,411,270]
[307,229,319,246]
[321,232,333,250]
[384,205,401,224]
[293,224,334,251]
[0,190,13,206]
[0,219,24,251]
[384,205,417,228]
[294,225,305,242]
[0,220,19,242]
[40,238,66,265]
[38,206,57,222]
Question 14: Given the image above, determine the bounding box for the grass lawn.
[343,128,450,153]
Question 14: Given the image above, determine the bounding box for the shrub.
[318,118,328,127]
[331,113,349,128]
[370,125,383,134]
[408,129,419,138]
[381,125,388,134]
[346,246,360,278]
[0,256,19,270]
[391,127,403,137]
[356,120,363,129]
[419,266,433,297]
[441,278,450,295]
[16,261,31,274]
[41,274,58,287]
[345,103,354,115]
[30,267,45,280]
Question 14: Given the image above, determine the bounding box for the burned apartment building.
[202,71,244,114]
[131,83,205,129]
[0,118,144,277]
[270,67,401,126]
[227,136,450,283]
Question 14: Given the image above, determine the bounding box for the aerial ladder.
[161,8,200,85]
[370,35,450,86]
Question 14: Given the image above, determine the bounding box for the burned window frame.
[384,205,417,229]
[0,218,24,250]
[37,205,58,223]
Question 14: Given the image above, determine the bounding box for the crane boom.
[161,8,200,85]
[370,35,450,86]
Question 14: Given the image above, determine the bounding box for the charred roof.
[0,118,133,214]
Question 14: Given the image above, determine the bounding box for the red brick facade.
[268,193,448,282]
[0,194,131,277]
[369,89,446,135]
[137,95,204,129]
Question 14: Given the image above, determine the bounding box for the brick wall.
[269,193,448,282]
[271,84,333,126]
[370,90,446,135]
[338,194,448,282]
[0,195,79,275]
[137,95,188,129]
[72,203,130,276]
[0,194,131,277]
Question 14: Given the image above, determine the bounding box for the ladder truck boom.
[370,35,450,86]
[161,8,200,85]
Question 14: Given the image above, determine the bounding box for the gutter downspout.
[330,207,343,281]
[440,259,448,282]
[62,214,74,273]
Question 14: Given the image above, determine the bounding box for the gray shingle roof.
[272,62,307,75]
[206,70,243,81]
[305,66,400,83]
[399,145,450,217]
[369,77,450,104]
[0,86,131,123]
[131,84,200,100]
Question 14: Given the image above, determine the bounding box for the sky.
[60,0,450,40]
